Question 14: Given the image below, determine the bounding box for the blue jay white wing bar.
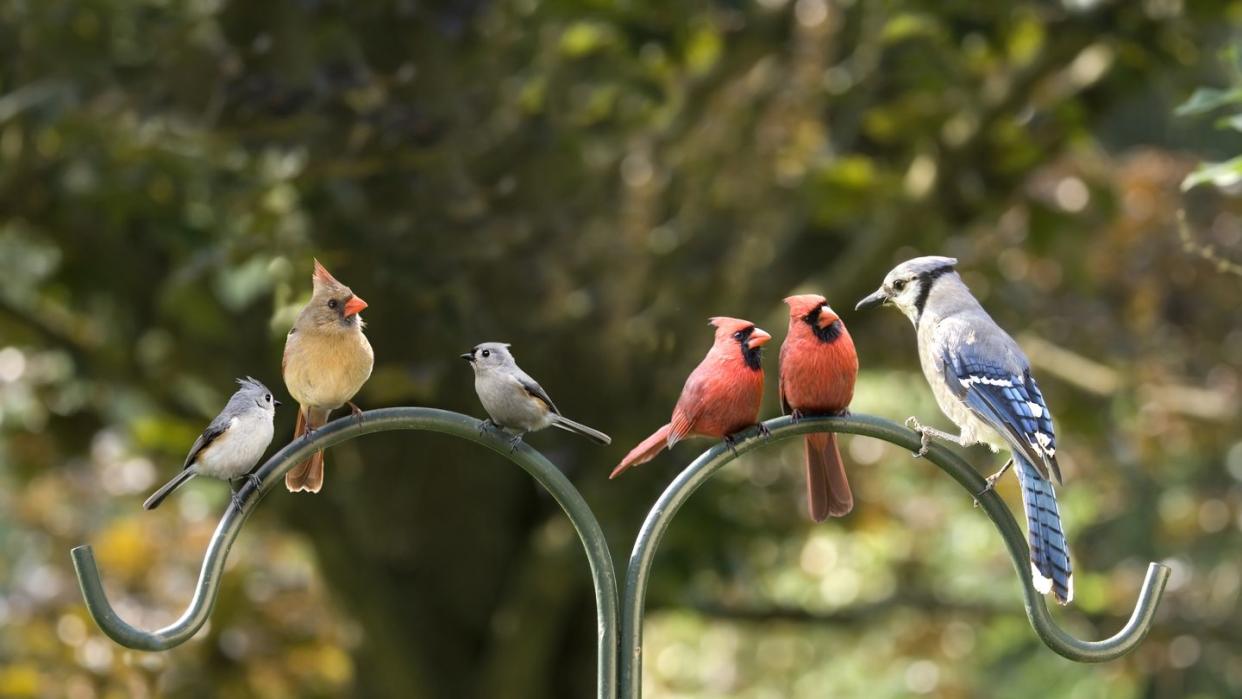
[618,414,1170,699]
[70,408,620,699]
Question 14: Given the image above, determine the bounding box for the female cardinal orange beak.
[747,328,772,349]
[343,295,369,317]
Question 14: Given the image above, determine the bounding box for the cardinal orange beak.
[818,306,840,329]
[343,295,368,317]
[747,328,772,349]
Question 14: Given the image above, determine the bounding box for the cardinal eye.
[892,279,907,292]
[327,299,339,309]
[481,349,491,358]
[733,331,745,340]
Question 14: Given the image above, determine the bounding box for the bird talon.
[245,473,263,491]
[348,401,364,425]
[507,433,524,453]
[790,409,805,422]
[757,423,772,439]
[722,433,740,456]
[905,416,931,457]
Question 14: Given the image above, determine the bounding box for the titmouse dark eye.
[481,349,491,358]
[265,394,271,402]
[892,279,907,292]
[327,299,339,309]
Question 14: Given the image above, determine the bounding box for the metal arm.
[618,414,1170,698]
[70,407,619,699]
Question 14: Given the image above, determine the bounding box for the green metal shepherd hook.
[71,410,1168,699]
[70,408,620,699]
[618,414,1170,698]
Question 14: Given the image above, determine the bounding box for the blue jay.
[856,256,1072,605]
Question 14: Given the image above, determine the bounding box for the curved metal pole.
[71,408,619,699]
[619,414,1170,698]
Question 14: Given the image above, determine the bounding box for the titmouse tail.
[550,415,612,445]
[1015,455,1073,605]
[286,407,328,493]
[804,433,853,522]
[611,423,672,479]
[144,469,196,510]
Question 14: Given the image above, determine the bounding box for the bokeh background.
[3,0,1242,697]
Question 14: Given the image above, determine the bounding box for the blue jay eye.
[892,279,907,292]
[327,299,339,309]
[481,349,490,358]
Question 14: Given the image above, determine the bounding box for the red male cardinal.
[611,317,771,478]
[779,294,858,521]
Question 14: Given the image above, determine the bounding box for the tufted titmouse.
[144,377,279,511]
[461,342,611,450]
[282,259,374,493]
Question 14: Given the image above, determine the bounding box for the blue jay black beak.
[855,288,888,311]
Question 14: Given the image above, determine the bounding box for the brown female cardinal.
[611,317,771,478]
[282,259,374,493]
[779,294,858,521]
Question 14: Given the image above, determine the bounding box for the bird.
[779,294,859,521]
[611,317,771,479]
[856,255,1072,604]
[144,377,279,511]
[282,259,374,493]
[461,342,611,450]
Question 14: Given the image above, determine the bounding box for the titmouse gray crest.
[144,377,279,511]
[461,342,611,450]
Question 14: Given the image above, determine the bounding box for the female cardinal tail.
[611,424,673,479]
[286,407,327,493]
[805,433,853,521]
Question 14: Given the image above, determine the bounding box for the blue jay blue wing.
[518,375,560,415]
[942,348,1062,484]
[182,419,230,470]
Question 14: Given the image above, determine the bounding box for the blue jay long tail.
[1015,455,1073,605]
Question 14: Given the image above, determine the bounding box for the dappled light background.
[2,0,1242,697]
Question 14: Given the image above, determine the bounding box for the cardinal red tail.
[287,407,327,493]
[805,433,853,521]
[611,424,673,479]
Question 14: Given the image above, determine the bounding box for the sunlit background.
[2,0,1242,697]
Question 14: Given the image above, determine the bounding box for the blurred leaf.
[1174,87,1242,116]
[1181,155,1242,191]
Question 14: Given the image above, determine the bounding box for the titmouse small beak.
[274,398,282,406]
[855,288,888,311]
[817,305,840,329]
[747,328,772,349]
[460,352,474,362]
[343,295,369,317]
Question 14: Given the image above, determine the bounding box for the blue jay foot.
[972,459,1014,508]
[479,418,497,436]
[904,417,961,458]
[348,401,364,426]
[229,489,247,514]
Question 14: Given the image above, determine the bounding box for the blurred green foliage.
[2,0,1242,697]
